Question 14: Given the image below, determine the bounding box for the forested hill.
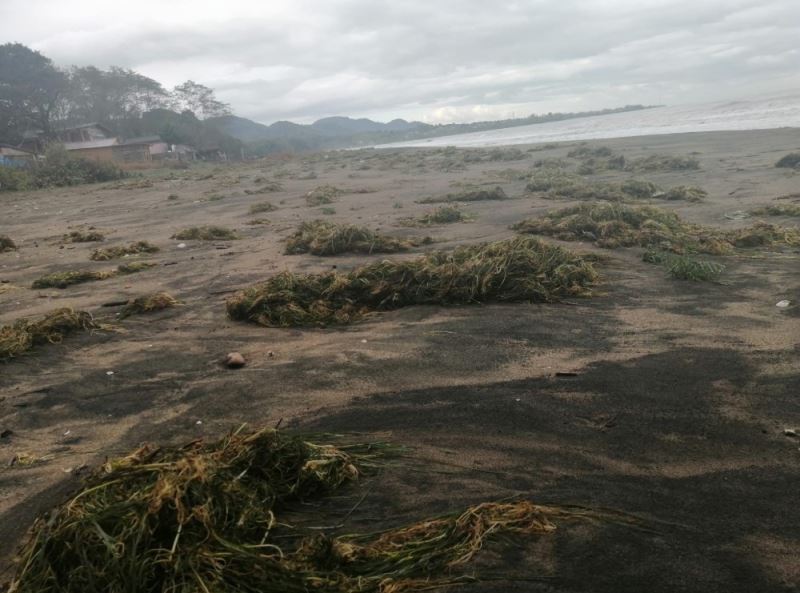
[208,104,654,155]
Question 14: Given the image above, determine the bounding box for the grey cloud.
[1,0,798,124]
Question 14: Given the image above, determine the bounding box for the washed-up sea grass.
[643,249,725,282]
[9,426,577,593]
[0,308,97,360]
[119,292,179,318]
[90,241,159,261]
[172,226,240,241]
[229,236,596,327]
[418,185,507,204]
[526,170,704,203]
[249,201,278,214]
[63,230,104,243]
[32,262,157,289]
[245,181,283,194]
[1,235,17,252]
[285,220,413,256]
[513,203,800,254]
[775,153,800,168]
[306,184,344,206]
[750,204,800,217]
[624,154,700,172]
[402,205,471,226]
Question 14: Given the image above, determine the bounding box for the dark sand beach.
[1,128,799,592]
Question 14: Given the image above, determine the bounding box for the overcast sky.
[2,0,798,125]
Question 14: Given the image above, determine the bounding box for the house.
[0,144,36,168]
[21,123,198,165]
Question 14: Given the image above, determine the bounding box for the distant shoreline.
[375,95,800,149]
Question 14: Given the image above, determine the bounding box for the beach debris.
[775,153,800,169]
[63,230,104,243]
[9,452,54,467]
[776,300,791,308]
[106,371,114,376]
[8,426,586,593]
[285,220,413,255]
[401,204,472,226]
[32,262,156,289]
[418,185,507,204]
[0,308,98,361]
[643,250,725,282]
[750,204,800,217]
[306,184,344,205]
[172,226,240,241]
[245,181,283,194]
[0,235,17,252]
[90,241,159,261]
[526,169,705,203]
[1,429,12,439]
[228,236,597,327]
[119,292,179,318]
[724,210,750,220]
[514,203,800,254]
[784,428,797,438]
[249,201,278,214]
[224,351,246,368]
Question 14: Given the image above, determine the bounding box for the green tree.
[172,80,231,119]
[0,43,69,142]
[67,66,169,126]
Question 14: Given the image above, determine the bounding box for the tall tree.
[66,66,169,126]
[0,43,69,142]
[172,80,231,119]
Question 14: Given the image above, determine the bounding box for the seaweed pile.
[32,262,157,289]
[306,184,344,206]
[90,241,159,261]
[643,250,725,282]
[285,220,413,256]
[119,292,179,318]
[526,170,705,202]
[172,226,240,241]
[9,427,571,593]
[403,205,471,226]
[228,236,596,327]
[418,185,507,204]
[750,203,800,217]
[63,230,104,243]
[1,234,17,252]
[775,153,800,169]
[564,146,699,174]
[0,308,97,360]
[249,201,278,214]
[513,203,800,254]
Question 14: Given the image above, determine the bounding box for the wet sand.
[1,128,799,591]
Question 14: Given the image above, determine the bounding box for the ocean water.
[376,94,800,149]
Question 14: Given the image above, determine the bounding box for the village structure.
[5,123,214,168]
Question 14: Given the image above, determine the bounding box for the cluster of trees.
[0,43,233,148]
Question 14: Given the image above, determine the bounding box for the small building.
[20,123,198,166]
[55,123,116,144]
[63,137,120,162]
[0,144,36,168]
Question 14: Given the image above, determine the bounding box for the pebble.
[225,352,246,368]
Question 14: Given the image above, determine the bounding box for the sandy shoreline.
[1,128,799,591]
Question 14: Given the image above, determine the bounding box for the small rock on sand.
[225,352,246,368]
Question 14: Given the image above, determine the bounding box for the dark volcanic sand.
[1,128,799,592]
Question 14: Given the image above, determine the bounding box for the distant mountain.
[207,105,656,156]
[208,114,428,143]
[310,116,427,136]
